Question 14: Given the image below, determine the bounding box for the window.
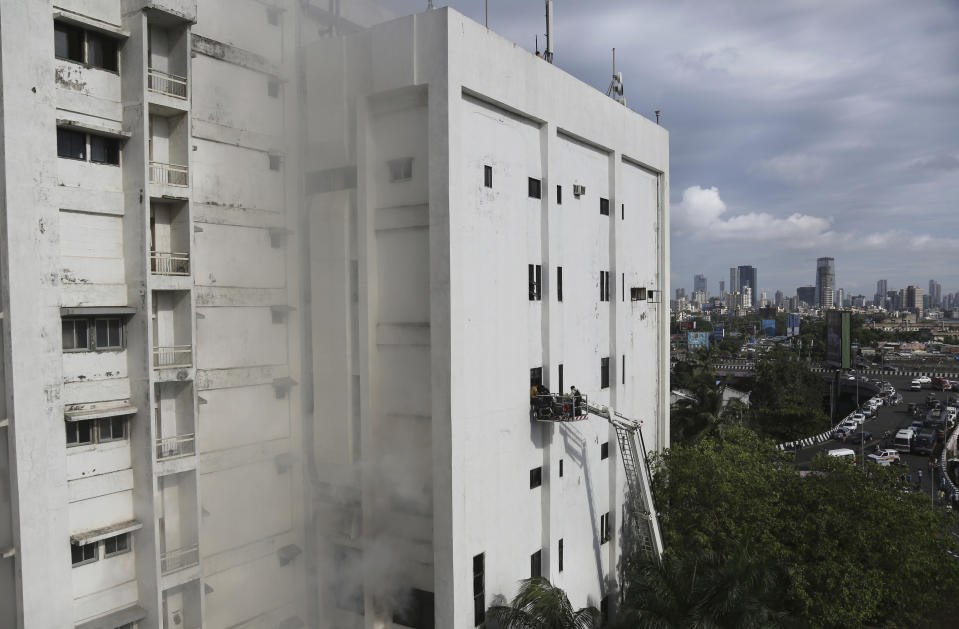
[601,357,610,389]
[622,273,625,301]
[601,442,609,460]
[104,532,130,557]
[558,539,564,572]
[631,287,647,301]
[484,165,493,188]
[268,79,280,98]
[66,420,94,447]
[64,317,126,352]
[600,271,610,302]
[530,367,543,388]
[528,177,541,199]
[473,553,485,626]
[621,203,625,220]
[393,588,435,629]
[98,416,127,443]
[89,135,120,165]
[558,364,563,396]
[54,21,119,71]
[55,22,83,61]
[62,318,89,351]
[557,267,563,302]
[559,459,564,477]
[530,549,542,578]
[95,318,123,349]
[388,157,413,182]
[556,184,562,204]
[622,355,626,385]
[71,542,98,567]
[269,154,282,171]
[86,32,118,72]
[528,264,542,301]
[600,512,611,544]
[530,467,542,489]
[600,198,610,216]
[57,128,86,160]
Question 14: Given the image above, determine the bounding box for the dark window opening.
[63,316,125,352]
[484,165,493,188]
[95,317,123,349]
[89,135,120,165]
[269,154,282,171]
[57,128,86,160]
[601,442,609,460]
[104,533,130,557]
[557,267,563,302]
[393,588,435,629]
[622,273,625,301]
[268,79,280,98]
[530,466,542,489]
[334,546,365,615]
[621,203,625,219]
[530,549,542,578]
[622,355,626,385]
[600,512,611,544]
[556,184,562,204]
[528,177,542,199]
[530,367,543,388]
[86,31,118,72]
[387,157,413,181]
[600,271,610,302]
[473,553,485,626]
[631,287,647,301]
[62,318,89,351]
[65,420,94,447]
[601,357,610,389]
[98,416,127,443]
[54,22,83,62]
[558,539,564,572]
[559,458,564,477]
[558,364,564,396]
[529,264,542,301]
[71,542,98,566]
[600,197,610,216]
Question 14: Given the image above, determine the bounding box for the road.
[796,374,956,502]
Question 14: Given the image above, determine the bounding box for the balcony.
[148,68,187,99]
[156,433,195,461]
[153,345,192,369]
[151,251,190,275]
[150,161,189,187]
[160,543,199,575]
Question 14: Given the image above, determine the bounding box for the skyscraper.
[719,280,725,296]
[815,257,835,309]
[906,286,924,316]
[737,265,757,307]
[797,285,816,307]
[875,279,888,308]
[729,267,740,298]
[836,288,845,308]
[694,274,707,296]
[774,290,784,308]
[929,280,942,307]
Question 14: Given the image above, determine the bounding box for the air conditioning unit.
[573,184,586,197]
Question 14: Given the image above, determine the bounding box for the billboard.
[786,313,801,337]
[712,325,725,341]
[825,310,851,369]
[687,332,710,351]
[762,319,776,337]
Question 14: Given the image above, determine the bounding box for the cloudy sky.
[378,0,959,300]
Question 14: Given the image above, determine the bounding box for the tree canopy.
[619,427,959,628]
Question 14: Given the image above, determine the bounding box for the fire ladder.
[533,393,664,560]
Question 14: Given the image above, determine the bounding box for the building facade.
[0,4,669,629]
[875,279,888,309]
[737,265,757,307]
[693,274,706,296]
[815,257,835,309]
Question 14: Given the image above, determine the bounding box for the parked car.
[917,375,932,385]
[827,448,856,463]
[834,421,860,439]
[848,413,867,425]
[911,379,923,391]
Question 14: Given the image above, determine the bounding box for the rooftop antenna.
[606,48,626,106]
[544,0,554,63]
[535,34,541,58]
[655,109,661,124]
[485,0,488,28]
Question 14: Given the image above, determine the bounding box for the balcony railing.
[153,345,192,369]
[150,161,189,187]
[151,251,190,275]
[160,544,199,575]
[148,68,188,99]
[156,433,195,461]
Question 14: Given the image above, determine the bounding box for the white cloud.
[749,153,827,183]
[672,185,833,245]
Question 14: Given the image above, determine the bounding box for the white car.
[848,413,866,425]
[910,379,922,391]
[917,375,932,385]
[868,449,901,466]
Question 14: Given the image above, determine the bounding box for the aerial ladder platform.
[531,391,664,560]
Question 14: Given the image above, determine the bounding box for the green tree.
[632,427,959,628]
[486,577,599,629]
[749,347,830,441]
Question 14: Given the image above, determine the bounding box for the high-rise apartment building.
[929,280,942,308]
[675,288,686,300]
[693,274,707,296]
[0,4,669,628]
[815,257,835,309]
[774,290,784,308]
[797,285,816,307]
[737,265,757,307]
[906,286,924,317]
[875,279,888,308]
[729,267,739,299]
[719,280,725,296]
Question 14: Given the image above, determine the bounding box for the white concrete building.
[0,4,668,628]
